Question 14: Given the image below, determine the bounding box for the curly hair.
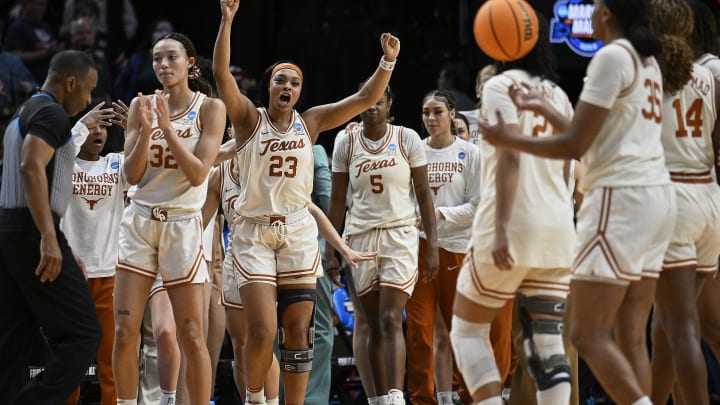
[650,0,695,94]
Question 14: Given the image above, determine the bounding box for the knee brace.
[277,288,317,373]
[449,315,501,394]
[518,295,571,391]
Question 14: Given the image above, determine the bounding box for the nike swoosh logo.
[448,265,459,271]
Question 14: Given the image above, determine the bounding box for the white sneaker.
[387,389,405,405]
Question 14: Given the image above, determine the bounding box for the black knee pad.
[277,288,316,373]
[518,295,571,391]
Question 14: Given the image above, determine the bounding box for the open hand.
[136,93,154,134]
[153,90,172,133]
[79,101,114,129]
[111,99,129,130]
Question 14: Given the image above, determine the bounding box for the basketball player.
[112,32,226,405]
[213,2,398,404]
[61,101,128,405]
[480,1,674,404]
[405,90,481,405]
[0,50,103,404]
[203,150,376,404]
[451,15,576,405]
[453,112,471,142]
[650,2,720,404]
[324,83,438,405]
[689,0,720,370]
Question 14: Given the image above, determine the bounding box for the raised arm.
[213,0,259,145]
[301,33,400,140]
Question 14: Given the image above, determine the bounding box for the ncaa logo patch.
[294,122,303,132]
[187,111,197,120]
[388,143,397,151]
[458,151,466,160]
[111,162,120,169]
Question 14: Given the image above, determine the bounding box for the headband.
[271,63,303,81]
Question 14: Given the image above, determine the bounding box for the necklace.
[427,134,455,149]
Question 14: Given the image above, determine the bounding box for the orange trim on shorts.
[355,280,380,297]
[378,270,418,292]
[521,279,570,293]
[697,264,718,273]
[163,250,204,287]
[116,261,157,279]
[573,188,638,282]
[277,249,321,279]
[232,256,277,284]
[464,251,516,302]
[669,171,713,184]
[220,289,244,309]
[663,258,698,271]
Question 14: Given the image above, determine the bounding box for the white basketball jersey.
[220,156,241,241]
[62,153,127,278]
[421,137,481,253]
[333,124,425,235]
[662,64,717,176]
[698,53,720,81]
[475,70,576,268]
[128,91,208,211]
[236,108,313,217]
[578,39,670,191]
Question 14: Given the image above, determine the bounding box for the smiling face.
[268,68,302,111]
[152,38,194,88]
[422,97,455,137]
[79,124,107,159]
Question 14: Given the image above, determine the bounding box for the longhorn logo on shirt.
[81,197,104,210]
[430,184,445,196]
[151,207,168,222]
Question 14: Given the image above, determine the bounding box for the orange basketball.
[473,0,540,62]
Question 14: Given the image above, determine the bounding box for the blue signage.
[549,0,603,57]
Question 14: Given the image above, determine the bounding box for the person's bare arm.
[301,33,400,141]
[213,0,260,146]
[21,135,62,282]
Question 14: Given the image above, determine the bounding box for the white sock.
[476,396,503,405]
[246,388,266,404]
[266,398,279,405]
[632,396,653,405]
[387,389,405,405]
[117,399,138,405]
[437,391,453,405]
[378,394,390,405]
[368,396,380,405]
[160,389,176,405]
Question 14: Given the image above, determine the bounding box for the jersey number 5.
[370,174,384,194]
[269,156,298,178]
[671,98,703,138]
[149,144,178,169]
[641,79,662,123]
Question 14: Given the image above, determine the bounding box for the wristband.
[379,56,396,71]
